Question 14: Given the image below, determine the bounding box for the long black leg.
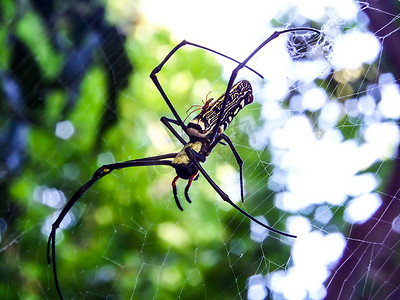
[185,148,297,238]
[176,41,264,78]
[160,116,187,145]
[124,153,179,162]
[150,40,265,132]
[211,133,245,203]
[212,28,320,141]
[184,171,198,204]
[47,155,176,300]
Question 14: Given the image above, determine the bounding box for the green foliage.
[16,11,63,78]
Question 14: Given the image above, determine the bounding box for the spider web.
[2,1,400,299]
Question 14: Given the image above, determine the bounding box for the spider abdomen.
[186,80,253,140]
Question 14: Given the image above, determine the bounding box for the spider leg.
[176,41,264,78]
[150,40,265,133]
[150,70,186,130]
[160,116,187,145]
[172,176,184,211]
[184,171,199,204]
[172,170,199,210]
[211,133,245,203]
[47,154,177,300]
[212,27,320,141]
[185,148,297,238]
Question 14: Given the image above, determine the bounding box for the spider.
[47,27,320,299]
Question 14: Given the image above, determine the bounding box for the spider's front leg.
[160,116,187,145]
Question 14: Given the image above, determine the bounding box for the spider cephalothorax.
[47,28,320,300]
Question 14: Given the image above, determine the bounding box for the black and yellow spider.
[47,27,320,299]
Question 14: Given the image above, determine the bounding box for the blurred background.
[1,0,400,299]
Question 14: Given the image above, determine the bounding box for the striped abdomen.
[186,80,253,140]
